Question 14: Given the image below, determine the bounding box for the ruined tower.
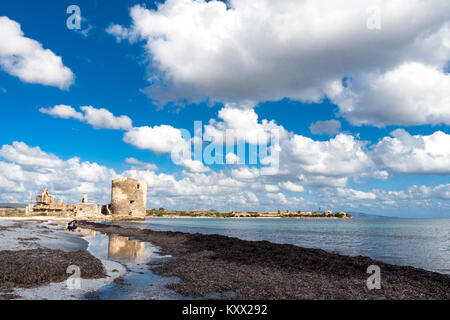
[110,178,147,220]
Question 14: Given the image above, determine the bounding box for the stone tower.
[110,178,147,220]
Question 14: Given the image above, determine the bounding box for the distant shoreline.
[146,215,352,220]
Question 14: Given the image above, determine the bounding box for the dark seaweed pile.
[0,248,106,290]
[80,221,450,300]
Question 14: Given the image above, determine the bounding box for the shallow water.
[118,218,450,275]
[77,228,187,300]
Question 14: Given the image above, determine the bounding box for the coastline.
[146,215,352,220]
[1,217,448,300]
[0,218,126,300]
[79,221,449,300]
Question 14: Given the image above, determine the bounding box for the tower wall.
[111,178,147,220]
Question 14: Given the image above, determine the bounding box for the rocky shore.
[79,221,450,300]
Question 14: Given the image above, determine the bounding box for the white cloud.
[373,129,450,174]
[374,184,450,202]
[360,170,389,181]
[204,105,280,145]
[286,134,372,178]
[0,17,74,89]
[39,105,83,120]
[123,125,188,154]
[279,181,305,193]
[0,142,117,204]
[335,187,377,200]
[179,159,210,173]
[40,105,132,130]
[251,183,280,193]
[80,106,132,130]
[108,0,450,113]
[0,141,448,215]
[231,167,260,181]
[309,120,341,136]
[202,105,376,187]
[225,152,240,164]
[334,63,450,126]
[0,142,64,169]
[106,24,134,43]
[125,158,159,171]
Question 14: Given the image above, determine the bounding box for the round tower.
[111,178,147,220]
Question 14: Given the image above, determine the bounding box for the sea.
[117,217,450,275]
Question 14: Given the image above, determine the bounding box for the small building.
[25,189,74,216]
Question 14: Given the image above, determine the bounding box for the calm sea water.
[118,218,450,275]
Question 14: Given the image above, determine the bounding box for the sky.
[0,0,449,218]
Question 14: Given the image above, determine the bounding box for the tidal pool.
[76,227,188,300]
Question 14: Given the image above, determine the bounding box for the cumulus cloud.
[334,63,450,126]
[106,24,134,43]
[80,106,133,130]
[335,187,377,200]
[0,141,64,169]
[309,119,341,135]
[225,152,240,164]
[279,181,305,193]
[231,167,260,181]
[123,125,188,154]
[373,129,450,174]
[375,184,450,202]
[204,105,280,145]
[286,134,372,179]
[179,159,210,173]
[0,141,449,214]
[40,105,132,130]
[107,0,450,121]
[125,158,159,171]
[0,17,74,89]
[39,105,83,120]
[0,142,117,204]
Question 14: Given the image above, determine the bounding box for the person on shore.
[67,220,78,231]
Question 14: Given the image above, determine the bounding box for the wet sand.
[80,221,450,300]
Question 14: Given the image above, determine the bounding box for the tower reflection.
[108,234,146,264]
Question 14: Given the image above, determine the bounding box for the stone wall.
[110,178,147,220]
[74,203,102,218]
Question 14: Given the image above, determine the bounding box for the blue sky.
[0,0,449,217]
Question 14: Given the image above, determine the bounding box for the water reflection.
[74,227,185,299]
[77,228,99,239]
[75,227,153,265]
[108,234,147,264]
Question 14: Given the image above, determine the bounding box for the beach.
[0,218,126,300]
[0,217,449,300]
[80,221,449,300]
